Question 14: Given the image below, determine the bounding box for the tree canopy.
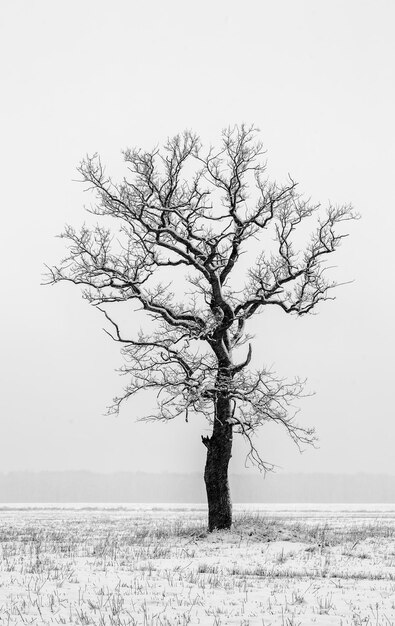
[47,125,356,474]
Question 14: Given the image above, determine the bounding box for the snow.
[0,504,395,624]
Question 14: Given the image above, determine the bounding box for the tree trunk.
[202,393,233,531]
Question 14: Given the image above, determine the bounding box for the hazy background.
[2,472,395,504]
[1,0,394,480]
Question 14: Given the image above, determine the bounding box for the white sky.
[1,0,394,476]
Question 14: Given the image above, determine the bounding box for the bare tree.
[46,125,356,531]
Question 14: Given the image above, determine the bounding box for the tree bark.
[202,393,233,531]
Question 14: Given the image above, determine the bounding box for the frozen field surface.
[1,504,395,625]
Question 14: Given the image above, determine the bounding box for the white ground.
[1,503,395,625]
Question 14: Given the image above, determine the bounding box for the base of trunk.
[202,420,233,531]
[205,483,232,531]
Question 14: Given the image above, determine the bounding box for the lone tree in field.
[47,126,355,531]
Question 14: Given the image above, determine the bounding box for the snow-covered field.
[1,504,395,625]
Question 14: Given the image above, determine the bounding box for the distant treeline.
[0,471,395,503]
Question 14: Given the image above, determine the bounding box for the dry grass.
[0,506,395,624]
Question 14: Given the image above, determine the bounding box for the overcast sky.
[1,0,394,476]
